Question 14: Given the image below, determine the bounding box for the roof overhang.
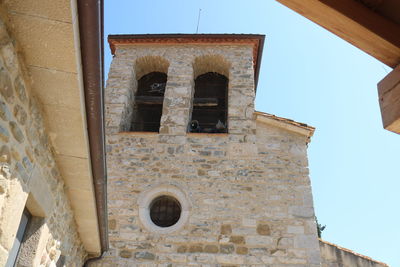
[275,0,400,135]
[319,239,389,267]
[255,111,315,141]
[275,0,400,68]
[2,0,106,255]
[378,64,400,133]
[108,34,265,90]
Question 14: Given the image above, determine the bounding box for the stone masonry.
[92,36,322,266]
[0,15,86,266]
[319,240,389,267]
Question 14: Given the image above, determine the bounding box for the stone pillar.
[159,58,194,136]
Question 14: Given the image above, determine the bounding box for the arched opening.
[131,56,169,132]
[189,55,230,133]
[131,72,167,132]
[189,72,228,133]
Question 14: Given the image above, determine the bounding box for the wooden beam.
[193,98,219,107]
[378,65,400,134]
[135,96,164,105]
[135,96,218,106]
[276,0,400,68]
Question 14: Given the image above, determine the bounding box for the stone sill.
[118,131,159,136]
[187,133,229,137]
[117,131,229,137]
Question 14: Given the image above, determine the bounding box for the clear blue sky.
[104,1,400,265]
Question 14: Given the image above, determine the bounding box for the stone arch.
[135,56,170,80]
[189,55,230,133]
[130,56,170,132]
[192,54,230,79]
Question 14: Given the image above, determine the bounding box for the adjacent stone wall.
[94,43,321,266]
[320,240,389,267]
[0,16,86,266]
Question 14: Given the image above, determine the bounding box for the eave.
[275,0,400,68]
[255,111,315,141]
[2,0,106,255]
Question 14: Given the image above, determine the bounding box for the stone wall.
[0,15,86,266]
[93,43,321,266]
[320,240,389,267]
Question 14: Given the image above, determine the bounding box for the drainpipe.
[76,0,109,264]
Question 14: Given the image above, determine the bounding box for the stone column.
[159,57,194,136]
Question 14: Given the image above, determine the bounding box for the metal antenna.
[196,9,202,33]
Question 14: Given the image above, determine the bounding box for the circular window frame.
[138,185,190,234]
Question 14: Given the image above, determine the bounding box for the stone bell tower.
[94,34,321,266]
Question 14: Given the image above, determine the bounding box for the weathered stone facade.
[0,15,86,266]
[94,38,322,266]
[319,240,389,267]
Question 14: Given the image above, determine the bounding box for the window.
[189,55,230,133]
[189,72,228,133]
[150,195,181,227]
[5,209,31,267]
[130,56,169,132]
[138,185,191,234]
[131,71,167,132]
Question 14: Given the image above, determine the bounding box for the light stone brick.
[92,40,321,266]
[246,236,273,246]
[294,234,319,249]
[287,225,305,234]
[0,16,86,267]
[242,218,257,227]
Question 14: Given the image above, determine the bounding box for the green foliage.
[315,217,326,238]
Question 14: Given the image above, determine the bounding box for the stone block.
[236,246,248,255]
[9,121,24,143]
[256,224,271,235]
[287,225,304,234]
[134,251,155,260]
[189,244,203,253]
[219,244,234,254]
[119,250,132,258]
[229,236,245,244]
[246,236,273,246]
[0,125,10,143]
[0,101,12,121]
[294,234,318,249]
[204,245,218,253]
[289,206,314,218]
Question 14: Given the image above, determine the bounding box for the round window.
[138,185,190,233]
[150,195,181,227]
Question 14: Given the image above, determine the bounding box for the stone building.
[91,34,322,266]
[88,34,390,267]
[0,0,392,266]
[0,1,106,266]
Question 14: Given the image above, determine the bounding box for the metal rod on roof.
[196,8,202,33]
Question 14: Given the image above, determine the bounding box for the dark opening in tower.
[131,71,167,132]
[189,72,228,133]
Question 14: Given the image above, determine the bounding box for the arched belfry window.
[131,56,169,132]
[189,55,230,133]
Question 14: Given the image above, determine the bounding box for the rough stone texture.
[15,217,45,267]
[92,42,322,266]
[320,240,389,267]
[0,15,86,267]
